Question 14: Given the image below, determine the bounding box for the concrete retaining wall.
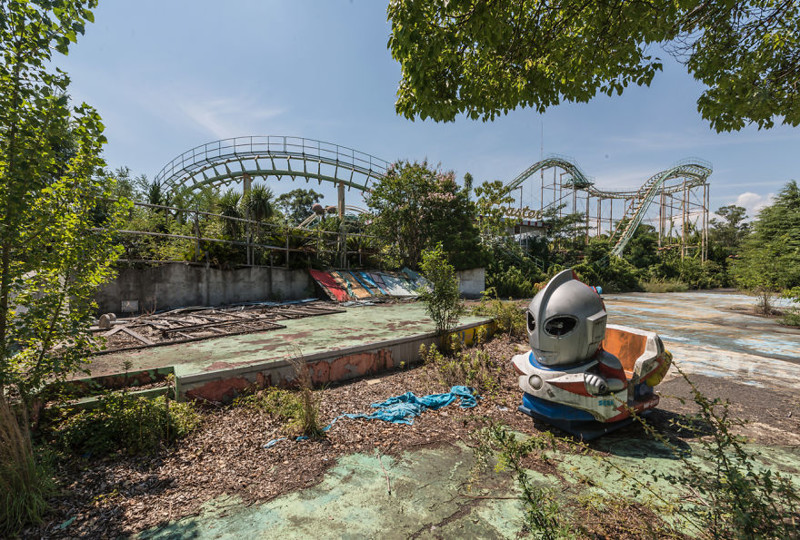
[97,264,314,314]
[97,264,486,314]
[457,268,486,298]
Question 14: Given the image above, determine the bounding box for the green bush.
[419,243,465,335]
[238,357,324,438]
[236,388,303,420]
[54,393,200,456]
[420,343,501,396]
[472,290,526,338]
[486,265,540,298]
[780,287,800,327]
[780,310,800,327]
[575,256,640,293]
[642,278,689,293]
[236,388,311,436]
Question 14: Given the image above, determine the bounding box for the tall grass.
[0,396,53,537]
[288,356,324,438]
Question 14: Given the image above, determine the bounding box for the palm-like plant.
[243,184,274,225]
[217,189,242,239]
[242,184,274,264]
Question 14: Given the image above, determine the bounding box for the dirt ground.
[24,331,800,539]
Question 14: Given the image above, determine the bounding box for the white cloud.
[734,192,774,219]
[177,97,285,140]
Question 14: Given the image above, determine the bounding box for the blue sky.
[58,0,799,219]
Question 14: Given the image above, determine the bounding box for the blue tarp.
[264,386,478,448]
[334,385,477,426]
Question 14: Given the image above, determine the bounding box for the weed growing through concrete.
[0,397,53,537]
[470,363,800,538]
[471,423,569,539]
[420,343,501,396]
[624,366,800,538]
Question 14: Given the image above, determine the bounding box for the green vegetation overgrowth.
[236,353,325,439]
[52,392,200,457]
[420,343,501,397]
[470,367,800,539]
[0,1,127,533]
[109,157,800,323]
[472,290,527,339]
[287,355,325,439]
[1,398,53,537]
[418,243,465,336]
[388,1,799,132]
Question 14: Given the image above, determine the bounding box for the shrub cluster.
[472,290,527,338]
[53,392,200,456]
[420,343,501,396]
[237,357,324,438]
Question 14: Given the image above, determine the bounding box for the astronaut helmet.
[527,269,607,366]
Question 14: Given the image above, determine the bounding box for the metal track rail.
[155,136,390,195]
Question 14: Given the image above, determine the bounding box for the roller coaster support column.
[338,182,347,268]
[243,174,252,266]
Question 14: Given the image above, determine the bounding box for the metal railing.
[155,136,391,194]
[102,200,380,269]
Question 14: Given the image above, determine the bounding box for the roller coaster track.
[608,161,711,257]
[155,136,390,194]
[503,155,712,257]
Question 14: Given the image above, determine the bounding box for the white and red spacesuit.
[512,269,672,438]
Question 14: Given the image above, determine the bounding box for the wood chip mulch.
[23,333,799,539]
[26,335,531,538]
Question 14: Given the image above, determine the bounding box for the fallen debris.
[91,300,345,353]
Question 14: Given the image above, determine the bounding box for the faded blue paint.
[604,292,800,363]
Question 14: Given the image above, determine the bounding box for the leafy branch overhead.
[387,0,800,131]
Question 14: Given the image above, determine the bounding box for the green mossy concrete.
[88,303,489,379]
[137,435,800,539]
[138,443,523,539]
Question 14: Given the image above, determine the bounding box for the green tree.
[0,0,123,533]
[1,0,120,402]
[623,224,660,270]
[474,180,517,241]
[365,160,483,269]
[540,205,586,267]
[733,181,800,312]
[709,205,750,262]
[419,243,465,335]
[276,188,323,225]
[387,0,800,131]
[242,184,274,228]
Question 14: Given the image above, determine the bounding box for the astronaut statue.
[512,269,672,439]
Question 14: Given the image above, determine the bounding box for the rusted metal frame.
[159,319,267,334]
[94,322,287,355]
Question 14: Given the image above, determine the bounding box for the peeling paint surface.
[87,304,489,379]
[603,291,800,390]
[137,437,800,539]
